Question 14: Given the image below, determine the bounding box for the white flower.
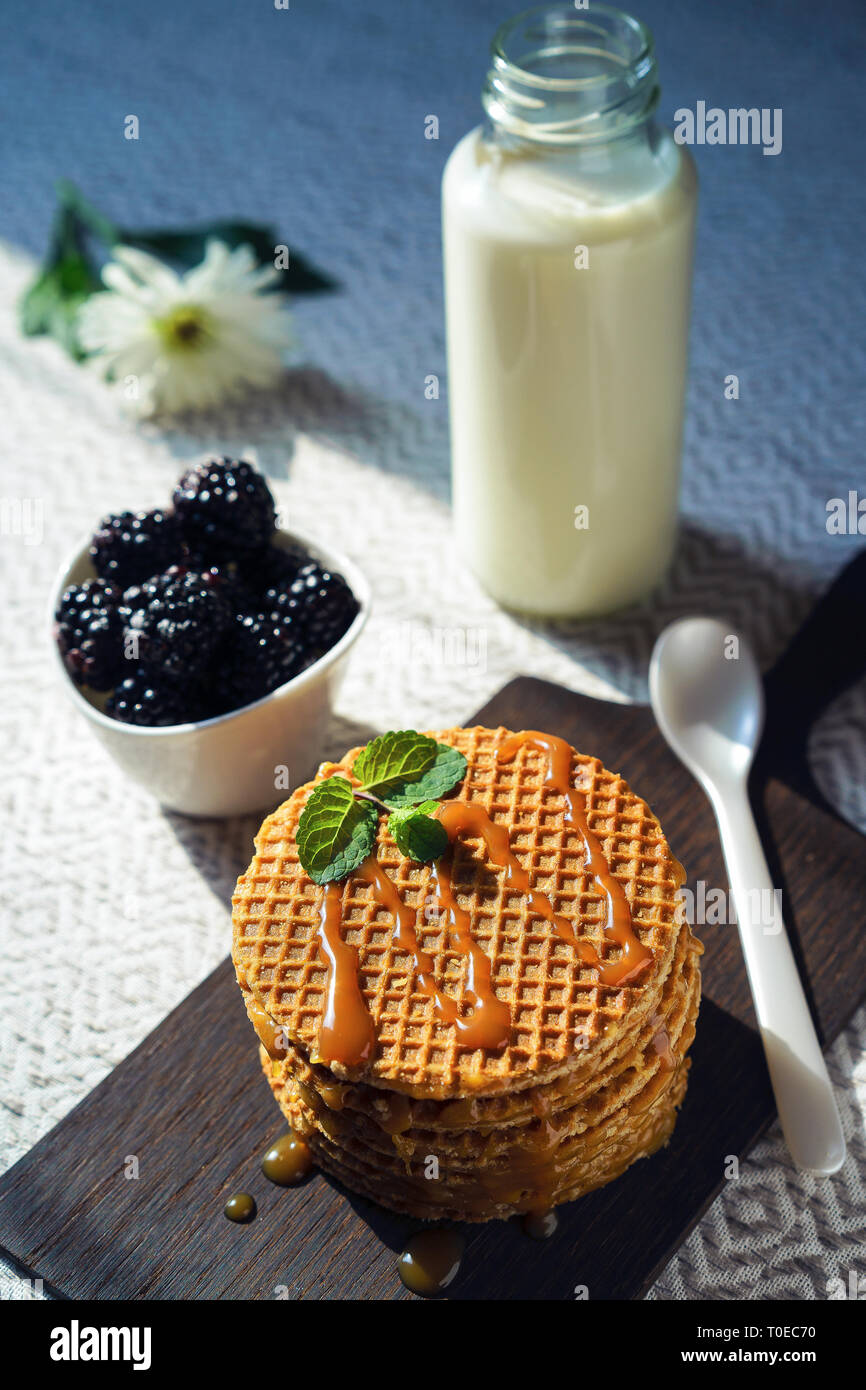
[78,239,294,416]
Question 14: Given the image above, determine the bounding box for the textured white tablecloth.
[0,239,863,1301]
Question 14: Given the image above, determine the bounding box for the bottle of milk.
[442,5,697,617]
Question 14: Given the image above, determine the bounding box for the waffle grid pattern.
[279,947,699,1170]
[232,726,688,1094]
[270,913,696,1134]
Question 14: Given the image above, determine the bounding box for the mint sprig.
[296,776,377,885]
[296,732,467,883]
[352,731,437,797]
[387,802,448,862]
[379,741,468,808]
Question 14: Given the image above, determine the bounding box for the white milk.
[442,11,697,618]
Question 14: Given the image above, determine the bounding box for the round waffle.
[271,943,699,1171]
[269,911,696,1135]
[232,724,690,1098]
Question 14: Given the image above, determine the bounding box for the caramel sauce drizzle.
[427,855,512,1048]
[246,997,288,1062]
[434,798,601,975]
[314,881,377,1066]
[476,1091,567,1214]
[309,729,651,1069]
[357,856,511,1051]
[650,1011,677,1071]
[497,731,652,987]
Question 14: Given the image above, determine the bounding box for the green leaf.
[56,180,119,246]
[353,731,437,796]
[383,742,468,808]
[387,803,448,863]
[296,776,378,885]
[57,185,337,293]
[18,202,101,359]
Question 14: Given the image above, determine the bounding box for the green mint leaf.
[387,804,448,863]
[296,776,377,885]
[383,741,468,808]
[353,731,437,796]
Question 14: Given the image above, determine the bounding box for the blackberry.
[118,582,150,625]
[54,579,126,690]
[262,585,305,630]
[243,542,308,602]
[125,570,231,679]
[106,669,199,727]
[125,563,255,619]
[172,458,276,561]
[90,509,183,586]
[287,561,359,652]
[192,562,259,616]
[211,611,308,714]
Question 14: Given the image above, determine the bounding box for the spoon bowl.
[650,617,763,792]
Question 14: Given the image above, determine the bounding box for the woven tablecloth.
[0,0,863,1300]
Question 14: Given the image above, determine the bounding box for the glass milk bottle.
[442,4,697,617]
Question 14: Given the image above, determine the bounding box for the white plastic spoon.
[649,617,846,1175]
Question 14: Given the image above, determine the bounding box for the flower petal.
[109,245,183,297]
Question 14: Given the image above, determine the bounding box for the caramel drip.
[391,1132,417,1174]
[319,1081,350,1111]
[435,799,600,973]
[477,1101,567,1213]
[224,1192,256,1224]
[427,855,511,1048]
[314,881,376,1067]
[246,997,288,1062]
[261,1131,313,1186]
[497,731,652,986]
[376,1092,413,1136]
[356,856,509,1051]
[398,1229,464,1296]
[355,856,453,1016]
[650,1011,677,1071]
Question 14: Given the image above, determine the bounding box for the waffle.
[263,1046,692,1222]
[270,912,695,1135]
[232,723,701,1223]
[232,725,689,1097]
[270,943,699,1170]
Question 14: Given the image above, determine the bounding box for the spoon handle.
[713,784,846,1175]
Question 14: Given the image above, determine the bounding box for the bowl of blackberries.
[50,458,369,816]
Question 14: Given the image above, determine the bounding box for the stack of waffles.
[231,725,701,1222]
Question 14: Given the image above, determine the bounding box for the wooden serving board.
[2,554,865,1301]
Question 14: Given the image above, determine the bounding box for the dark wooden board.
[1,554,865,1301]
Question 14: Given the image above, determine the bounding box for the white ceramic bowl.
[48,529,370,817]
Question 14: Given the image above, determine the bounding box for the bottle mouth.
[483,4,659,145]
